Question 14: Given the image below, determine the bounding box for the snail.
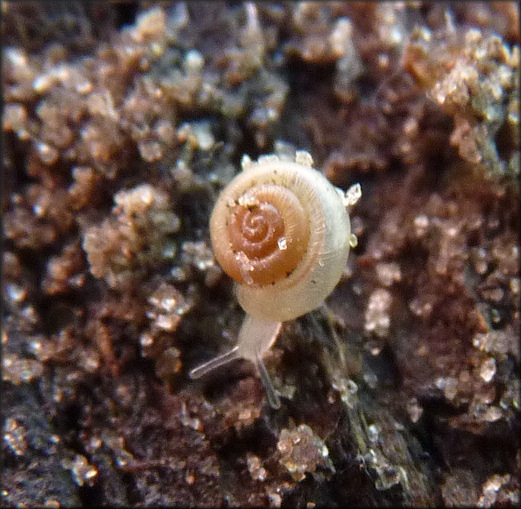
[190,150,361,408]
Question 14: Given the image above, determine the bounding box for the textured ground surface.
[2,2,519,506]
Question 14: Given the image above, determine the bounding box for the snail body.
[190,150,360,408]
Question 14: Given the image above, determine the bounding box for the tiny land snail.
[190,150,361,408]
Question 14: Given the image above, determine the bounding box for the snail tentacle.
[189,346,240,379]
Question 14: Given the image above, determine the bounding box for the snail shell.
[210,152,352,323]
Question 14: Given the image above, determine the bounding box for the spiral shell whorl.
[223,184,310,285]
